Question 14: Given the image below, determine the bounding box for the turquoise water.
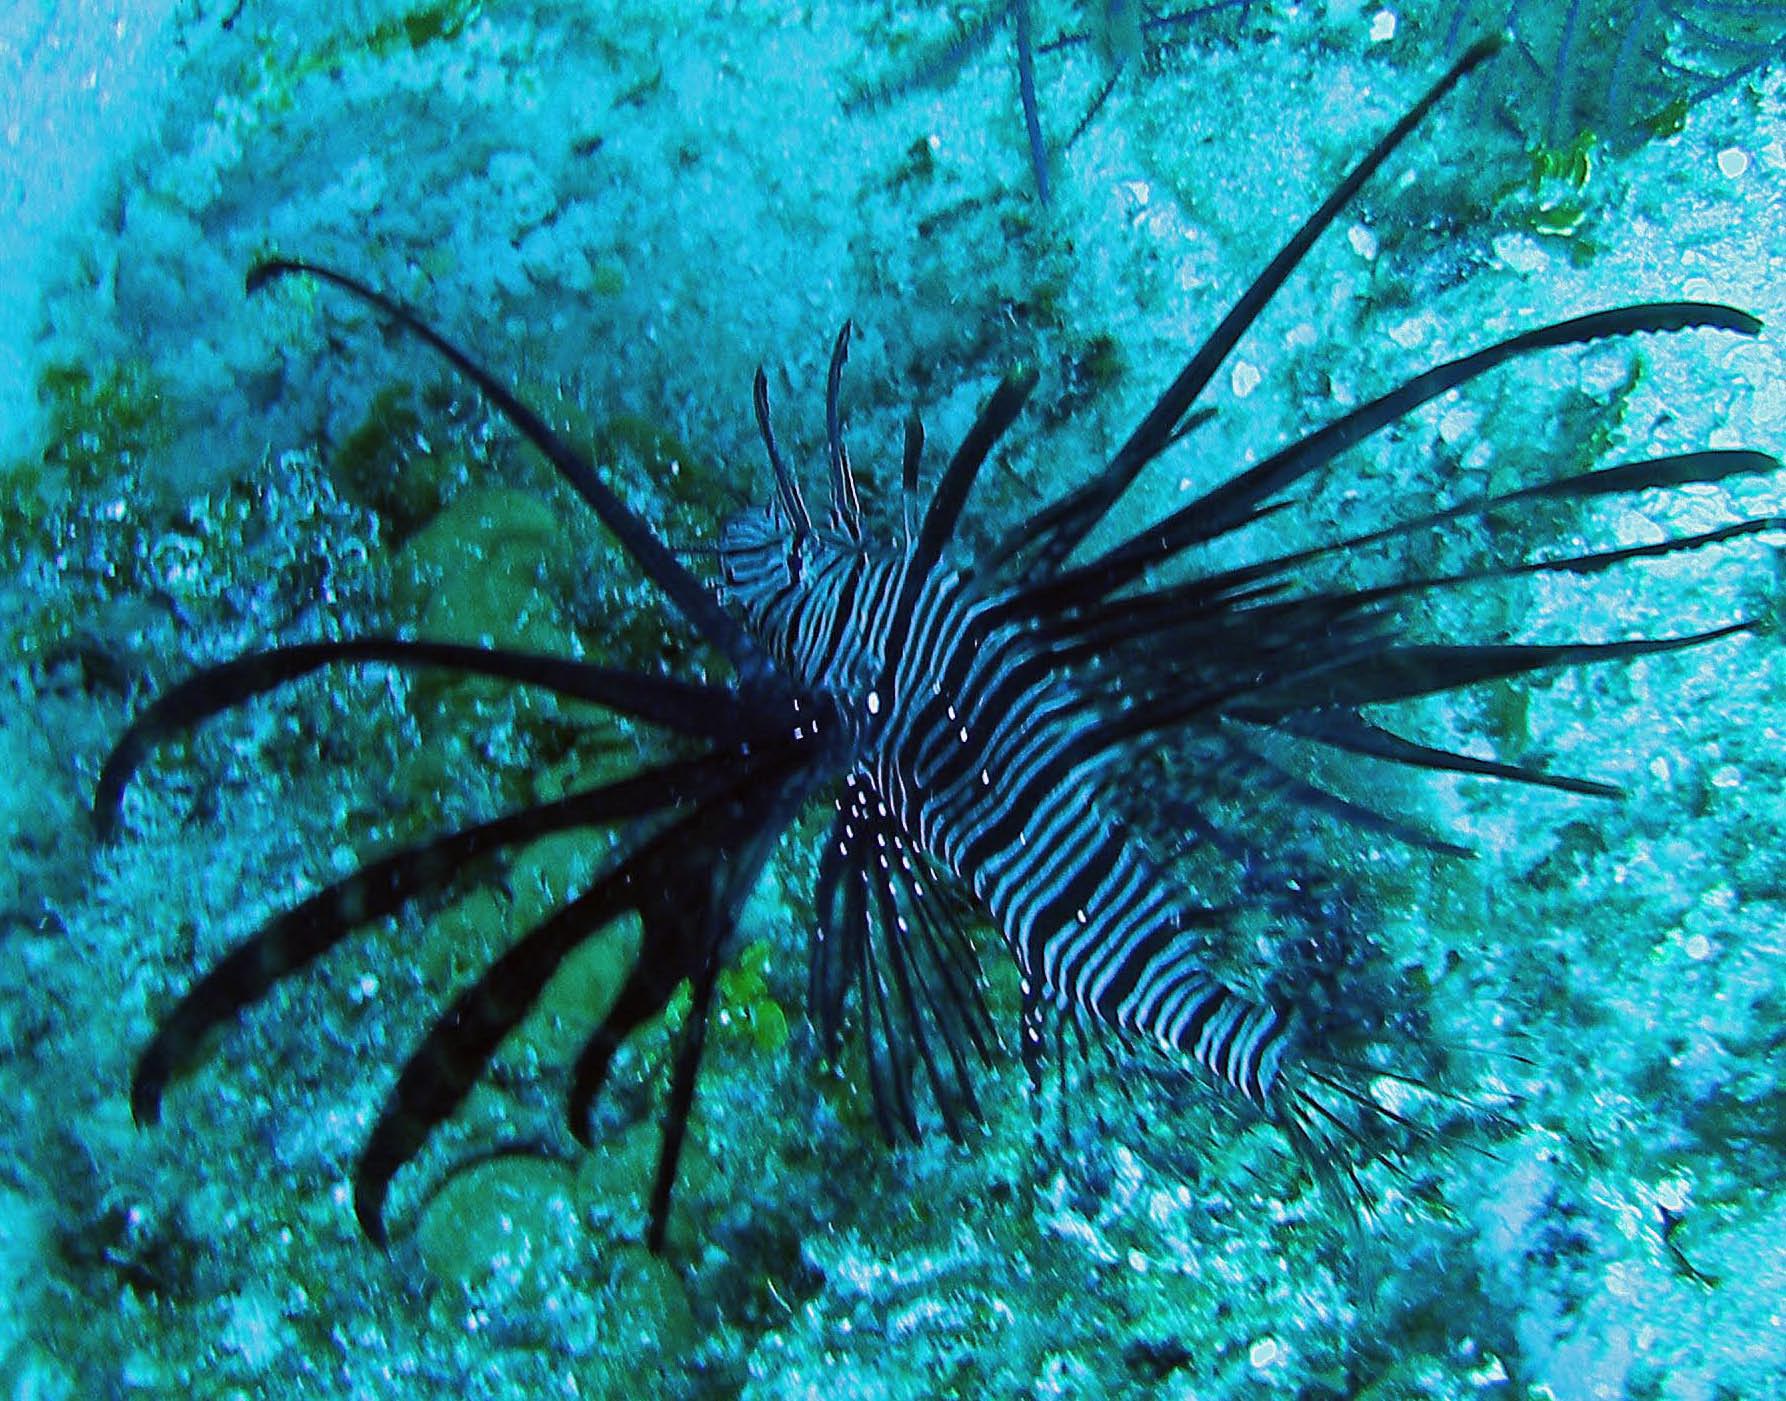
[3,2,1784,1396]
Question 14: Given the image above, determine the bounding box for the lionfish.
[99,39,1777,1252]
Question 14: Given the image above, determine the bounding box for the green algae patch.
[573,1117,718,1257]
[1478,677,1534,755]
[589,412,732,541]
[35,359,171,490]
[415,886,510,1000]
[378,426,718,715]
[605,1247,699,1356]
[714,940,790,1056]
[3,359,171,582]
[510,829,607,927]
[411,836,636,1065]
[515,911,640,1065]
[329,384,463,539]
[307,0,484,72]
[1,358,302,686]
[351,389,736,685]
[1503,130,1604,258]
[586,259,627,297]
[415,1154,574,1288]
[576,1117,661,1227]
[379,0,483,53]
[658,939,789,1058]
[247,0,484,120]
[390,485,579,655]
[379,479,600,832]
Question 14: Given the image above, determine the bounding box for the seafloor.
[3,1,1785,1397]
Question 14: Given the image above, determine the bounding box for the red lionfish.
[99,39,1779,1252]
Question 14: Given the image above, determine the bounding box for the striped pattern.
[721,521,1298,1111]
[720,505,910,699]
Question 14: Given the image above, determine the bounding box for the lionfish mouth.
[98,35,1778,1254]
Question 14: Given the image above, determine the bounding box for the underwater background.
[4,1,1786,1397]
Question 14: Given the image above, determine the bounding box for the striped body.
[721,511,1295,1109]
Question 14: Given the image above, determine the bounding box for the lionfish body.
[723,506,1293,1119]
[101,39,1779,1252]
